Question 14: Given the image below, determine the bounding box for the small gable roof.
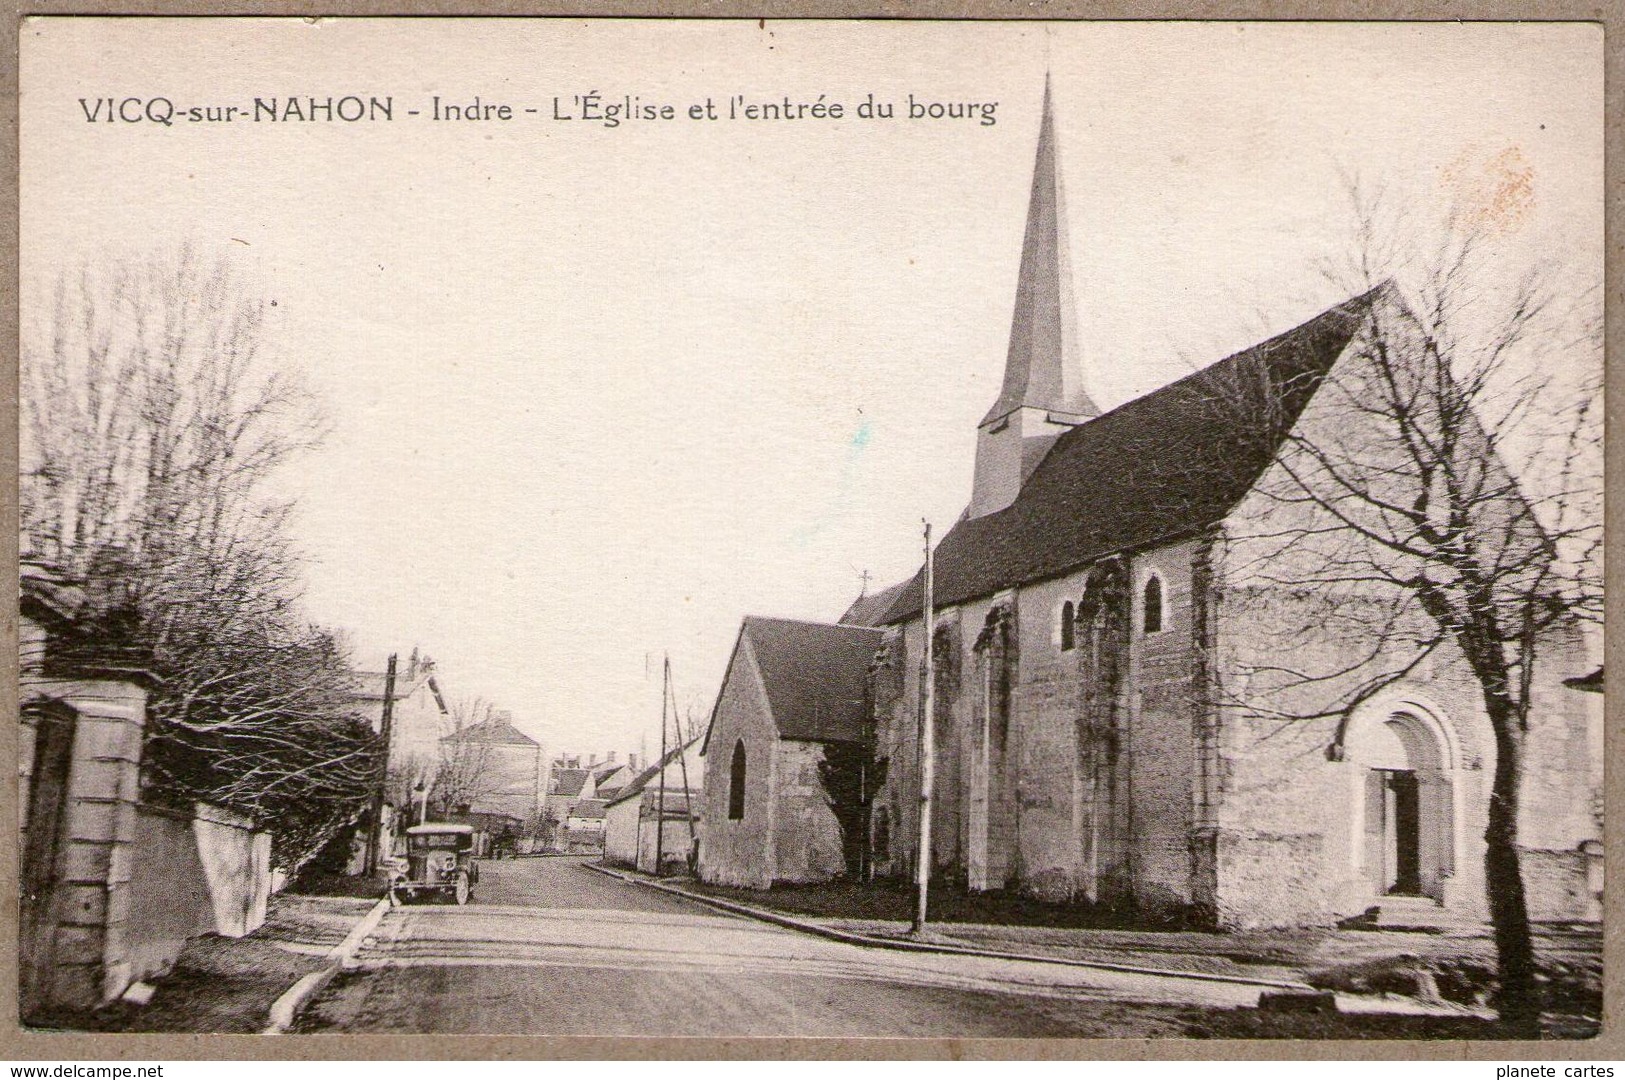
[739,616,884,744]
[883,290,1375,623]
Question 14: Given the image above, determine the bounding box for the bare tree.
[428,697,503,817]
[21,247,378,875]
[1214,180,1601,1036]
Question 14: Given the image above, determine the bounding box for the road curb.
[263,894,394,1035]
[583,861,1311,993]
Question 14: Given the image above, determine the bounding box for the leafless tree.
[1213,178,1601,1036]
[21,246,378,875]
[428,697,503,817]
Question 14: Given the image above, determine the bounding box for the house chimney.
[608,751,617,763]
[589,753,597,767]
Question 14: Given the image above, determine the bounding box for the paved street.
[295,857,1270,1036]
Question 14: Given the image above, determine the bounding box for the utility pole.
[675,696,698,856]
[654,653,670,875]
[913,523,935,934]
[365,652,398,876]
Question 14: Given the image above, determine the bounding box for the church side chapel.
[830,84,1602,930]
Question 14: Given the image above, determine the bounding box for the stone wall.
[770,740,848,884]
[126,806,215,984]
[698,638,778,889]
[192,802,271,938]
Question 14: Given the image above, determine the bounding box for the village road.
[294,856,1261,1036]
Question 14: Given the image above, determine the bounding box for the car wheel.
[454,872,470,906]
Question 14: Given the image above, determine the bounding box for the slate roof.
[604,737,703,809]
[741,617,884,744]
[882,290,1375,624]
[549,768,590,797]
[568,799,608,821]
[839,579,912,628]
[442,715,539,747]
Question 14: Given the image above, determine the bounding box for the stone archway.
[1343,701,1459,903]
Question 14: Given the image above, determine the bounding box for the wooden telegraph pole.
[654,653,671,875]
[913,523,935,934]
[365,652,399,876]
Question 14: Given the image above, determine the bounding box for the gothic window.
[1060,600,1076,651]
[728,740,746,820]
[1143,574,1164,634]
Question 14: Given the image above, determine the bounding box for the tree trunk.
[1484,697,1540,1038]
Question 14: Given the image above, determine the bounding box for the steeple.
[969,79,1098,520]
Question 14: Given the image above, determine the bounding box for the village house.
[351,648,449,770]
[697,617,884,889]
[543,751,642,849]
[562,799,609,854]
[826,86,1602,930]
[437,711,545,823]
[604,738,704,875]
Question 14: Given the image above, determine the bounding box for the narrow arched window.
[1060,600,1076,651]
[1143,574,1164,634]
[728,740,747,820]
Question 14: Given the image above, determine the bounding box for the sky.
[20,19,1603,759]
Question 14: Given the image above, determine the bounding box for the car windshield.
[411,834,465,850]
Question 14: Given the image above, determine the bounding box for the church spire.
[980,75,1098,428]
[968,79,1098,520]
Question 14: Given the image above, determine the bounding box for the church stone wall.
[1010,574,1086,900]
[1124,541,1202,915]
[771,740,848,885]
[699,643,777,890]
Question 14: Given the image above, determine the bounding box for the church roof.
[839,579,912,627]
[705,617,884,750]
[883,289,1376,623]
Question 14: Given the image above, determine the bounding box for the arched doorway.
[1346,704,1457,902]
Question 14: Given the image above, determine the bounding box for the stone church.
[840,87,1602,929]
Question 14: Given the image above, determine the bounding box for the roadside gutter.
[263,894,394,1034]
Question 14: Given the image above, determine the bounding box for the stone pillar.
[34,678,148,1010]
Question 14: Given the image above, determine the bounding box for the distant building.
[438,711,544,823]
[697,617,883,889]
[603,739,703,874]
[349,648,449,771]
[562,799,608,854]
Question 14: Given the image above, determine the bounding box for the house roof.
[882,290,1375,623]
[604,737,703,808]
[350,670,446,713]
[740,616,884,744]
[567,799,608,820]
[549,768,590,797]
[442,715,539,747]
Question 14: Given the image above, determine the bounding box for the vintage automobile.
[391,823,479,905]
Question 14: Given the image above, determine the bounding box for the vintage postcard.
[14,17,1606,1049]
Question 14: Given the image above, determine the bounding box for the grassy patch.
[685,875,1200,930]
